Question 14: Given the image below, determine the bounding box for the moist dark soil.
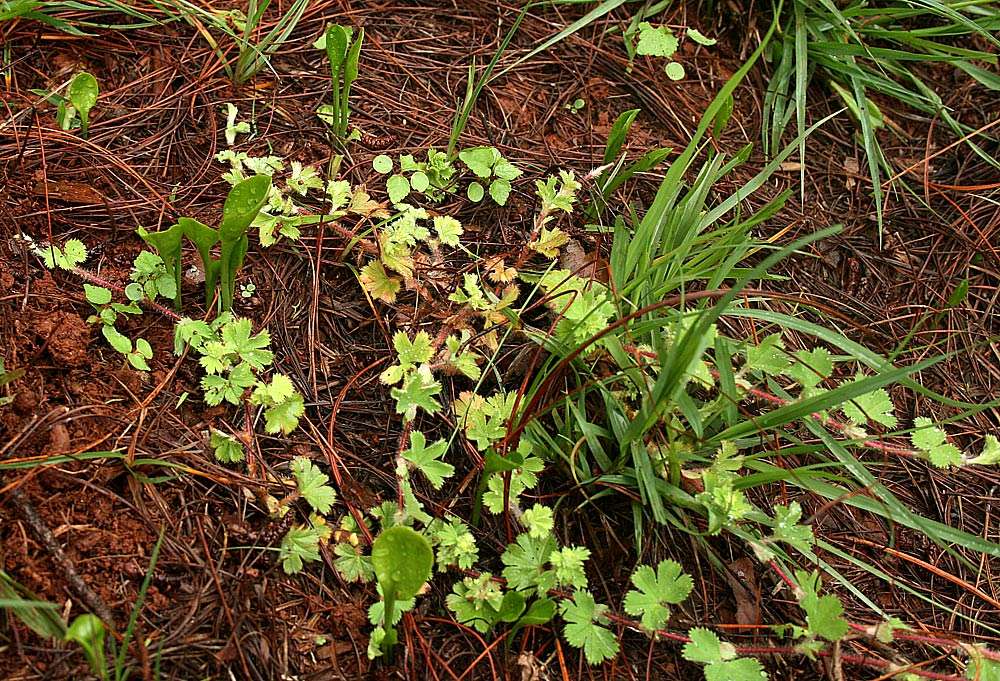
[2,1,999,679]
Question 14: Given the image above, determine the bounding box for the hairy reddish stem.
[71,266,184,321]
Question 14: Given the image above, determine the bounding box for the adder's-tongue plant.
[318,23,364,143]
[217,174,271,311]
[139,174,271,312]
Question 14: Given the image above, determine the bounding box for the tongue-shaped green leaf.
[67,72,98,138]
[372,526,432,600]
[217,175,269,311]
[325,24,350,74]
[137,223,185,309]
[219,174,270,242]
[371,525,433,656]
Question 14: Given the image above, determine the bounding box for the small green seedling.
[129,251,176,302]
[139,174,271,312]
[56,72,98,137]
[211,429,245,463]
[373,150,458,203]
[82,283,150,369]
[317,24,364,142]
[565,98,585,113]
[633,22,698,80]
[69,72,98,137]
[36,238,87,270]
[1,571,109,680]
[35,240,155,371]
[458,146,521,206]
[274,457,337,572]
[446,574,526,634]
[224,103,250,146]
[65,614,108,680]
[371,526,433,658]
[174,314,304,433]
[0,359,25,407]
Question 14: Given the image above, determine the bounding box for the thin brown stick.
[7,487,116,627]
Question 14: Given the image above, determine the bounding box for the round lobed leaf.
[125,283,144,301]
[489,179,511,206]
[67,72,98,114]
[410,170,430,193]
[84,284,112,305]
[386,174,410,204]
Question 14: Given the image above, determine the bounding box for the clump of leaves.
[791,570,850,655]
[139,174,271,311]
[632,23,714,81]
[458,146,522,205]
[0,359,24,408]
[360,207,462,304]
[429,518,478,571]
[175,314,304,434]
[35,238,87,270]
[373,149,458,203]
[276,457,337,574]
[446,574,526,634]
[251,374,306,435]
[535,270,616,349]
[128,251,177,302]
[400,431,453,489]
[535,169,581,218]
[911,417,965,469]
[210,429,245,463]
[217,144,382,249]
[37,242,156,370]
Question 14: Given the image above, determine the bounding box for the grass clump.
[761,0,1000,228]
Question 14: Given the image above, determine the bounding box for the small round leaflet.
[372,154,393,174]
[467,181,485,202]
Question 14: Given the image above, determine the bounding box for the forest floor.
[2,1,999,679]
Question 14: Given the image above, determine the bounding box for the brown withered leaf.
[33,179,106,205]
[560,239,608,283]
[724,557,760,626]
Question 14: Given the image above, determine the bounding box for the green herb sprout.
[139,174,271,312]
[317,23,364,142]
